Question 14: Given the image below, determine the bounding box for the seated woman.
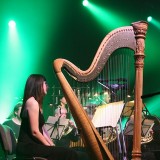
[16,74,78,160]
[3,102,22,139]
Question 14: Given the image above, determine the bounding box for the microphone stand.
[55,115,61,140]
[97,81,116,95]
[52,107,62,140]
[97,81,117,102]
[98,80,127,159]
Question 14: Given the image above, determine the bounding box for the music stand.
[92,101,124,128]
[123,101,134,136]
[141,118,154,138]
[124,117,154,137]
[124,117,134,136]
[92,101,127,159]
[45,116,69,140]
[122,101,134,117]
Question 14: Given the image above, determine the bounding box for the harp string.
[53,48,135,159]
[53,21,148,160]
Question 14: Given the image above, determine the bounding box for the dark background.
[0,0,160,120]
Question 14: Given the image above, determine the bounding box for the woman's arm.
[26,97,53,146]
[42,125,55,146]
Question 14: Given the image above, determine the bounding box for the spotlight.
[8,20,16,28]
[147,16,152,22]
[83,0,88,6]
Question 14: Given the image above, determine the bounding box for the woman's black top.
[16,105,78,160]
[17,109,44,144]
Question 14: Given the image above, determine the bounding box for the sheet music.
[92,101,124,128]
[142,119,154,138]
[124,118,154,137]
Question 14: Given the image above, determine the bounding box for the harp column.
[131,21,148,160]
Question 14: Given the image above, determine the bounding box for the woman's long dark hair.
[20,74,46,118]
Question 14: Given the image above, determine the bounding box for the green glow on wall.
[0,1,66,123]
[143,95,160,117]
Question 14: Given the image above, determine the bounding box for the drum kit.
[83,91,111,120]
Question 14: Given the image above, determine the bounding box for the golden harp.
[53,21,148,160]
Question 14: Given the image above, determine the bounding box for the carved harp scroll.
[53,21,148,160]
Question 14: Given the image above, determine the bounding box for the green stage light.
[8,20,16,28]
[147,16,152,22]
[83,0,88,6]
[84,2,127,31]
[0,1,69,122]
[147,17,160,29]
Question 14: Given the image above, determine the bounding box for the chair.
[0,124,47,160]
